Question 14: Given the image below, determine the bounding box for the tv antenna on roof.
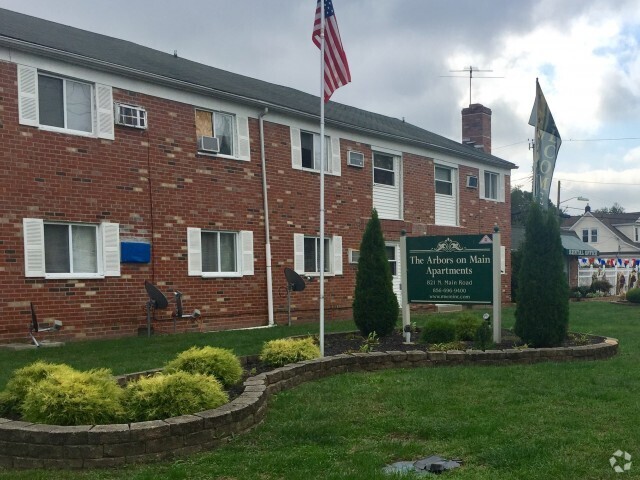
[441,66,503,106]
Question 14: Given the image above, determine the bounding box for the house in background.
[0,8,515,343]
[562,206,640,293]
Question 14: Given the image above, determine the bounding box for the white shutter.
[293,233,305,273]
[290,127,302,169]
[101,223,120,276]
[330,137,341,176]
[17,65,39,127]
[332,235,343,275]
[236,115,251,161]
[499,174,506,202]
[23,218,45,277]
[187,228,202,276]
[240,230,254,275]
[479,170,486,199]
[95,84,114,140]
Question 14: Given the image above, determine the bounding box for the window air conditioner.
[348,151,364,168]
[198,136,220,153]
[466,175,478,188]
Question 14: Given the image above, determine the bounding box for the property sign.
[406,235,494,304]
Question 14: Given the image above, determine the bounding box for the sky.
[1,0,640,215]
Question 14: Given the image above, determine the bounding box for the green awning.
[561,235,599,257]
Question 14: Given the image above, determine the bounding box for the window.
[635,227,639,243]
[348,249,360,264]
[304,237,331,273]
[435,166,453,195]
[582,229,589,243]
[294,233,343,275]
[290,127,340,175]
[196,109,235,156]
[17,65,114,139]
[591,229,598,243]
[484,171,499,200]
[38,74,92,132]
[23,219,120,279]
[385,245,397,276]
[373,153,395,186]
[115,103,147,129]
[187,228,253,277]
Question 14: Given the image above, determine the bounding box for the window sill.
[201,272,243,278]
[44,273,105,280]
[480,197,504,203]
[38,125,96,138]
[197,151,248,162]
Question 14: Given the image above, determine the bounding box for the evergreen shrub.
[590,279,612,294]
[454,313,483,341]
[420,319,456,344]
[124,371,228,422]
[164,346,242,387]
[0,361,75,417]
[515,203,569,347]
[21,368,123,425]
[259,337,320,367]
[626,288,640,303]
[352,209,399,337]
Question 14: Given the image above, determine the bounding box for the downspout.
[259,108,275,326]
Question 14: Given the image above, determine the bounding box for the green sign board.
[406,235,494,304]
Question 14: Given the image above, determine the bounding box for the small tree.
[353,209,399,337]
[514,202,569,347]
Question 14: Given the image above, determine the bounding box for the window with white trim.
[484,171,499,200]
[385,245,397,276]
[290,127,341,175]
[591,228,598,243]
[635,227,639,243]
[17,65,114,139]
[435,166,453,195]
[293,233,343,275]
[187,228,254,277]
[194,109,251,160]
[23,219,120,279]
[373,153,395,186]
[582,229,589,243]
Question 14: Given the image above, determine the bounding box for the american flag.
[312,0,351,102]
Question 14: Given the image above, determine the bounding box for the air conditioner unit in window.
[466,175,478,188]
[348,151,364,168]
[198,136,220,153]
[114,103,147,129]
[348,249,360,264]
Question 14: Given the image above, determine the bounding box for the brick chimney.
[461,103,492,154]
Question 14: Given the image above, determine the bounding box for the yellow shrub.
[259,337,320,367]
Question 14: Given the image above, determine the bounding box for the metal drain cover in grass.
[383,455,462,476]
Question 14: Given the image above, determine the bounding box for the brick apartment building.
[0,9,515,343]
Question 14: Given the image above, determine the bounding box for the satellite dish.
[145,280,169,309]
[284,267,306,292]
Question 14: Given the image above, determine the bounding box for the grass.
[1,302,640,479]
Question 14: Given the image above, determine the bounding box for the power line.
[493,136,640,151]
[555,178,639,186]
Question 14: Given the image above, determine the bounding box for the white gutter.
[259,108,274,327]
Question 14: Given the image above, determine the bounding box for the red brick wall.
[0,60,512,343]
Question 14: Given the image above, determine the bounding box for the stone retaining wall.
[0,338,619,469]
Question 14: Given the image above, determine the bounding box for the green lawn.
[1,302,639,479]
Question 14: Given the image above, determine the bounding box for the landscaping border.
[0,337,619,469]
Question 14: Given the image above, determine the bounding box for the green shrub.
[420,319,456,344]
[515,203,569,347]
[474,322,493,351]
[590,279,612,294]
[428,341,465,352]
[164,346,242,387]
[21,368,123,425]
[124,371,228,422]
[259,337,320,367]
[353,209,399,337]
[626,288,640,303]
[454,313,483,341]
[0,361,75,417]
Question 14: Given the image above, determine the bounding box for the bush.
[428,341,465,352]
[474,322,493,351]
[352,209,399,337]
[124,371,228,422]
[259,337,320,367]
[515,203,569,347]
[0,361,75,417]
[420,319,456,344]
[164,346,243,387]
[454,313,483,341]
[21,368,123,425]
[626,288,640,303]
[590,279,612,294]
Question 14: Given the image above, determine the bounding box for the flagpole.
[532,78,538,204]
[319,0,326,357]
